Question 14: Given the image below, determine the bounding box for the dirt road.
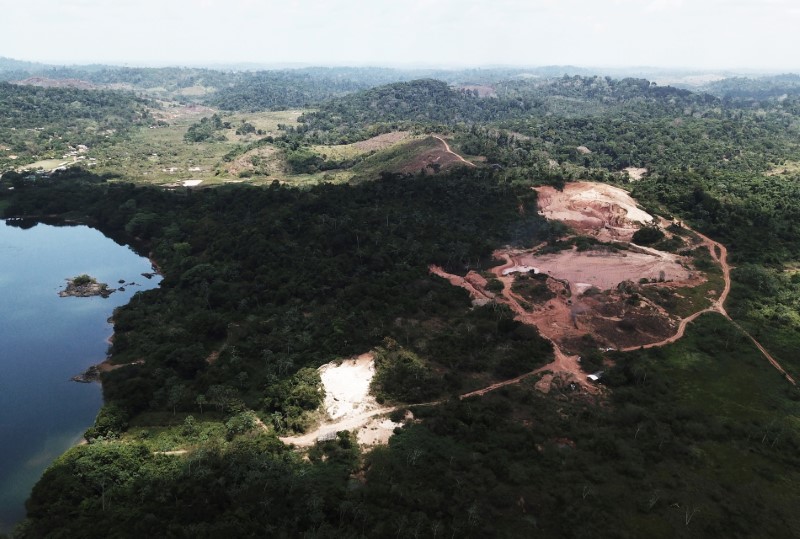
[432,135,476,167]
[459,346,588,398]
[282,224,793,450]
[621,227,795,385]
[279,406,397,447]
[431,260,596,395]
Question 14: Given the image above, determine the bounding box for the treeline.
[702,74,800,100]
[207,70,378,112]
[2,169,555,428]
[16,315,800,538]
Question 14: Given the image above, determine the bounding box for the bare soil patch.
[356,417,403,446]
[536,182,654,241]
[433,182,725,372]
[319,353,379,421]
[352,131,412,151]
[456,85,497,98]
[516,246,691,291]
[281,353,402,447]
[623,167,648,181]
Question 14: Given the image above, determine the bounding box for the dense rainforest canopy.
[2,65,800,538]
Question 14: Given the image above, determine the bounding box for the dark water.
[0,220,161,532]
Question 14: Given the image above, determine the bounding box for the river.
[0,220,161,533]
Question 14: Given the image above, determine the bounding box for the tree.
[195,394,207,415]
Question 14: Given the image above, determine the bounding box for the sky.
[1,0,798,70]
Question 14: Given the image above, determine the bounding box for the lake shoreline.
[0,219,161,532]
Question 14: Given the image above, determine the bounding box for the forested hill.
[702,74,800,100]
[0,83,151,167]
[496,75,713,115]
[0,83,149,129]
[296,78,543,135]
[206,71,376,111]
[0,57,49,74]
[296,76,718,137]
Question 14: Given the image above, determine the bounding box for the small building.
[587,371,604,382]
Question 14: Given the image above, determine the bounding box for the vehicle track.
[432,135,476,167]
[281,225,794,449]
[622,228,795,385]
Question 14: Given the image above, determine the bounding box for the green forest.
[2,64,800,538]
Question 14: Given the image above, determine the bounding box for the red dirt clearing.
[432,182,796,388]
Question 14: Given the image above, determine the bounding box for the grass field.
[90,108,305,186]
[611,313,800,536]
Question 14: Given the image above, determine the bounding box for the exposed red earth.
[283,182,795,449]
[433,182,795,388]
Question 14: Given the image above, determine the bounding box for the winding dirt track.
[280,225,794,449]
[620,231,728,352]
[432,135,476,167]
[431,259,596,395]
[280,407,396,447]
[622,229,795,385]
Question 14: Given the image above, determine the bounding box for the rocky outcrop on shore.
[71,365,100,383]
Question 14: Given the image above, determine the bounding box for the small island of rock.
[59,274,114,298]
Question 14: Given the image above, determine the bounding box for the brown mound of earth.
[536,182,654,241]
[395,137,473,174]
[456,85,497,98]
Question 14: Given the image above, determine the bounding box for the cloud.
[0,0,797,69]
[646,0,684,12]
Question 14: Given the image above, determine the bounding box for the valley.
[2,60,800,538]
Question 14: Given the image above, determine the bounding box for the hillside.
[3,69,800,538]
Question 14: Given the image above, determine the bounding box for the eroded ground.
[537,181,653,241]
[433,181,723,376]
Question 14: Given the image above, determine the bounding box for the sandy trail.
[280,406,397,447]
[459,346,586,398]
[432,261,596,395]
[432,135,476,167]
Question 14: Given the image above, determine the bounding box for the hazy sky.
[1,0,798,70]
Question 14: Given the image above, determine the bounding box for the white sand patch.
[182,179,203,187]
[357,417,403,446]
[319,353,379,420]
[534,373,554,394]
[574,282,594,294]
